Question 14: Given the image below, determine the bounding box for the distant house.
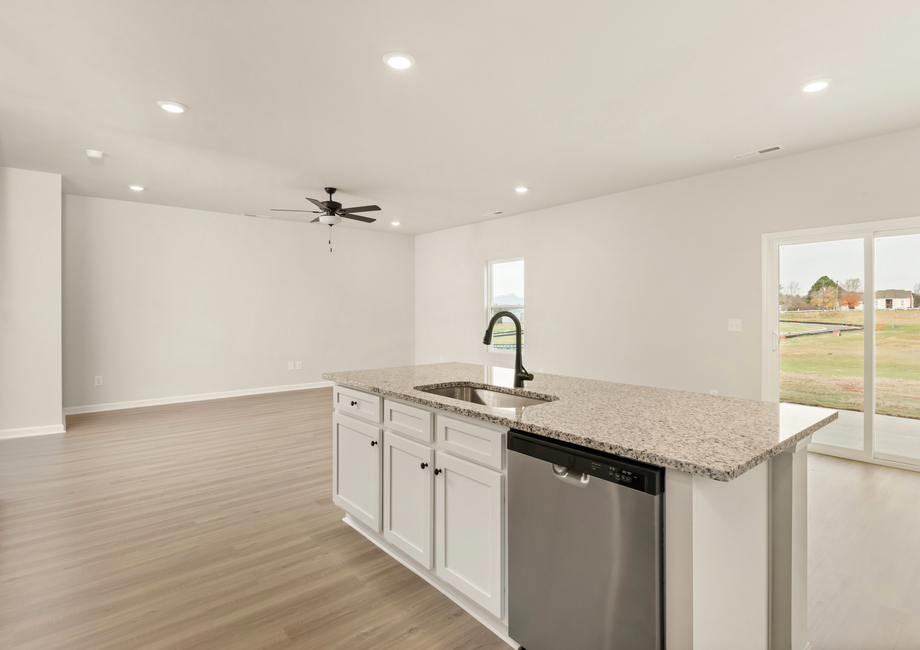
[875,289,913,309]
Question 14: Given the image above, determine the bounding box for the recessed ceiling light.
[128,185,145,191]
[800,78,832,93]
[515,186,529,193]
[157,100,188,114]
[383,52,416,69]
[391,222,400,226]
[85,149,104,160]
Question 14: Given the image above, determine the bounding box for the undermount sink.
[418,384,554,409]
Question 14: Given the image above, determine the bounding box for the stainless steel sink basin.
[418,385,554,409]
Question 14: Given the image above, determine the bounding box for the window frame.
[485,257,525,355]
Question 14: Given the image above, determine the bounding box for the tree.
[841,278,862,293]
[808,275,839,296]
[779,280,803,311]
[810,285,837,310]
[840,292,862,310]
[914,282,920,308]
[839,278,863,310]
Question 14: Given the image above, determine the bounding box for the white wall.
[416,126,920,400]
[63,196,414,410]
[0,167,63,436]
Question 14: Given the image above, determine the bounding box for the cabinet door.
[383,432,435,568]
[434,451,504,617]
[333,413,382,532]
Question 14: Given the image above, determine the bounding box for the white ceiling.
[2,0,919,235]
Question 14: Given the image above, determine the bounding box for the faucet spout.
[483,311,534,389]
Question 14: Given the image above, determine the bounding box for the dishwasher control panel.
[508,430,664,496]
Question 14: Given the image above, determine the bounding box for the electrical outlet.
[728,319,742,332]
[287,362,294,371]
[439,356,444,363]
[94,375,103,386]
[295,361,302,370]
[710,389,719,396]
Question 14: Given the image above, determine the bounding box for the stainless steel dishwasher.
[508,430,665,650]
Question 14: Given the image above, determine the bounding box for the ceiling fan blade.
[311,216,321,223]
[306,197,329,211]
[340,213,377,223]
[342,205,381,214]
[271,208,321,213]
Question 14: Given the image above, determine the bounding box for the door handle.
[370,440,378,447]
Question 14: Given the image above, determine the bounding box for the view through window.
[777,233,920,463]
[487,259,524,352]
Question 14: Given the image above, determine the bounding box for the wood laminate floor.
[809,452,920,650]
[0,389,507,650]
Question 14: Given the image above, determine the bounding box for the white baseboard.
[0,423,66,440]
[63,381,334,416]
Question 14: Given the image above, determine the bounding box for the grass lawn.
[780,310,920,420]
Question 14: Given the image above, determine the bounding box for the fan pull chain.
[328,224,333,253]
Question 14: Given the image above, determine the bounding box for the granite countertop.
[322,362,838,482]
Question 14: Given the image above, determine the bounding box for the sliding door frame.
[762,215,920,471]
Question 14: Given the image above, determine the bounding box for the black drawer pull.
[420,462,428,469]
[434,468,442,475]
[370,440,378,447]
[350,400,358,406]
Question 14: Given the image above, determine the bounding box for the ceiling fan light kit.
[271,187,382,252]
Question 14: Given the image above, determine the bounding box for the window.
[486,258,524,352]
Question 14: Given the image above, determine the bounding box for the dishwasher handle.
[552,463,591,486]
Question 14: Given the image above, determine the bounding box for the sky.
[780,234,920,294]
[491,259,524,300]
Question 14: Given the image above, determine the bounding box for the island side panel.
[770,438,810,650]
[693,462,770,650]
[665,469,694,650]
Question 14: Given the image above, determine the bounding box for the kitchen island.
[323,362,837,650]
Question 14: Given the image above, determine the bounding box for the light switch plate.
[728,319,742,332]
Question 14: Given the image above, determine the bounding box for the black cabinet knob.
[370,440,378,446]
[350,400,358,406]
[434,468,442,475]
[420,462,428,469]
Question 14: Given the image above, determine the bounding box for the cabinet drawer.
[334,385,382,423]
[384,399,434,443]
[436,415,505,470]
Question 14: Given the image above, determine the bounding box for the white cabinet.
[434,450,504,618]
[384,399,434,443]
[332,386,508,632]
[334,385,383,424]
[383,432,435,568]
[436,414,505,470]
[332,412,382,531]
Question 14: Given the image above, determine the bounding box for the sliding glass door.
[873,232,920,465]
[765,223,920,469]
[778,238,867,453]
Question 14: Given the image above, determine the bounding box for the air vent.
[733,145,785,160]
[482,210,505,217]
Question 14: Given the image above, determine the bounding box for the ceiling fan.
[271,187,380,225]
